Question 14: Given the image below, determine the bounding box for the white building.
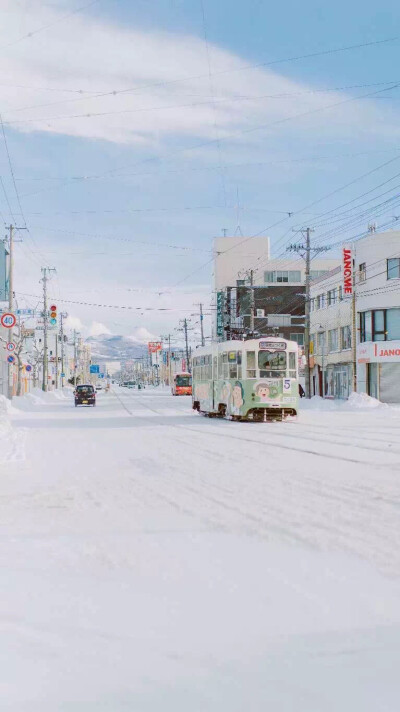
[214,235,338,290]
[355,231,400,402]
[310,230,400,402]
[310,267,353,399]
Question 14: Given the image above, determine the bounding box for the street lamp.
[317,325,325,397]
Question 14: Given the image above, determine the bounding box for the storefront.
[357,341,400,403]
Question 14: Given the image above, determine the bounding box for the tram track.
[111,389,399,468]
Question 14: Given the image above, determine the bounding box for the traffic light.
[50,304,57,326]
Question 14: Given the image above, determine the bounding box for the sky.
[1,0,400,345]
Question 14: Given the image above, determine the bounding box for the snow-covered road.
[2,387,400,710]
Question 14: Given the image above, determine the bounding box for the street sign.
[61,372,65,378]
[1,312,16,329]
[7,354,15,363]
[16,309,35,316]
[90,364,100,374]
[6,342,15,352]
[25,364,32,373]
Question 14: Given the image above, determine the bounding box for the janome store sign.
[357,340,400,363]
[342,246,353,295]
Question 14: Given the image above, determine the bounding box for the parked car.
[74,384,96,407]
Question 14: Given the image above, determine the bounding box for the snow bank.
[11,388,71,411]
[0,394,17,462]
[301,392,390,412]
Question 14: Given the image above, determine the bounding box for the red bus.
[172,372,192,396]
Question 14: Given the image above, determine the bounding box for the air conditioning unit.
[256,309,265,318]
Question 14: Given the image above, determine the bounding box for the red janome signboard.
[342,247,353,295]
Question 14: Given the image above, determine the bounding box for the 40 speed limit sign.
[0,312,16,329]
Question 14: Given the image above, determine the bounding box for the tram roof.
[193,337,299,355]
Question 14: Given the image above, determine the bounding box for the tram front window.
[258,350,286,377]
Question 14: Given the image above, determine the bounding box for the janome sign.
[357,340,400,363]
[342,246,353,295]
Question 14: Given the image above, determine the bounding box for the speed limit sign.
[0,312,16,329]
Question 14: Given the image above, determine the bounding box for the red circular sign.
[1,312,16,328]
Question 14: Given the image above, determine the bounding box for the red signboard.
[342,247,353,295]
[148,341,162,353]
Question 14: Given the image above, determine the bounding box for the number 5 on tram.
[191,338,299,421]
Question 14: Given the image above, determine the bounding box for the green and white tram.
[192,337,299,421]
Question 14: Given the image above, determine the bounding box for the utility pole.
[183,318,190,372]
[6,224,25,399]
[60,311,68,388]
[199,303,205,347]
[73,329,78,387]
[40,267,56,392]
[288,229,329,399]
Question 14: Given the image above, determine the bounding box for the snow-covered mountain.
[85,334,148,362]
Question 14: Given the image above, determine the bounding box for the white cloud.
[64,315,83,331]
[87,321,112,337]
[0,0,396,149]
[129,327,157,343]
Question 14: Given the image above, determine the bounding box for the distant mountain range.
[85,334,148,363]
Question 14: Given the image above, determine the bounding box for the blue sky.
[1,0,399,342]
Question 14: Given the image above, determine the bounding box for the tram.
[192,337,299,421]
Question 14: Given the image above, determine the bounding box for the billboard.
[342,246,353,295]
[216,291,224,337]
[148,341,162,353]
[0,243,9,302]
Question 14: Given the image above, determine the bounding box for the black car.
[74,384,96,407]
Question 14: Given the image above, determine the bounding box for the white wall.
[355,230,400,312]
[214,236,270,291]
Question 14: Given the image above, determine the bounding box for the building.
[356,231,400,403]
[310,267,353,399]
[214,235,339,341]
[309,229,400,402]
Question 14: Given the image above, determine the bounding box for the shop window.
[387,258,400,280]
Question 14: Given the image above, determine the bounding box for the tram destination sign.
[259,341,287,350]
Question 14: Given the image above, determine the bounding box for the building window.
[236,279,245,287]
[317,331,326,352]
[386,308,400,340]
[290,333,304,346]
[338,285,343,301]
[264,270,301,284]
[328,329,339,352]
[373,310,385,341]
[320,293,326,308]
[327,288,337,306]
[310,298,315,312]
[310,270,328,279]
[359,263,366,282]
[387,258,400,280]
[340,325,352,350]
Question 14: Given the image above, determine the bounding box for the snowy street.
[2,388,400,710]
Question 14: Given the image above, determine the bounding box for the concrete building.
[214,235,339,341]
[310,229,400,402]
[310,267,353,399]
[356,230,400,402]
